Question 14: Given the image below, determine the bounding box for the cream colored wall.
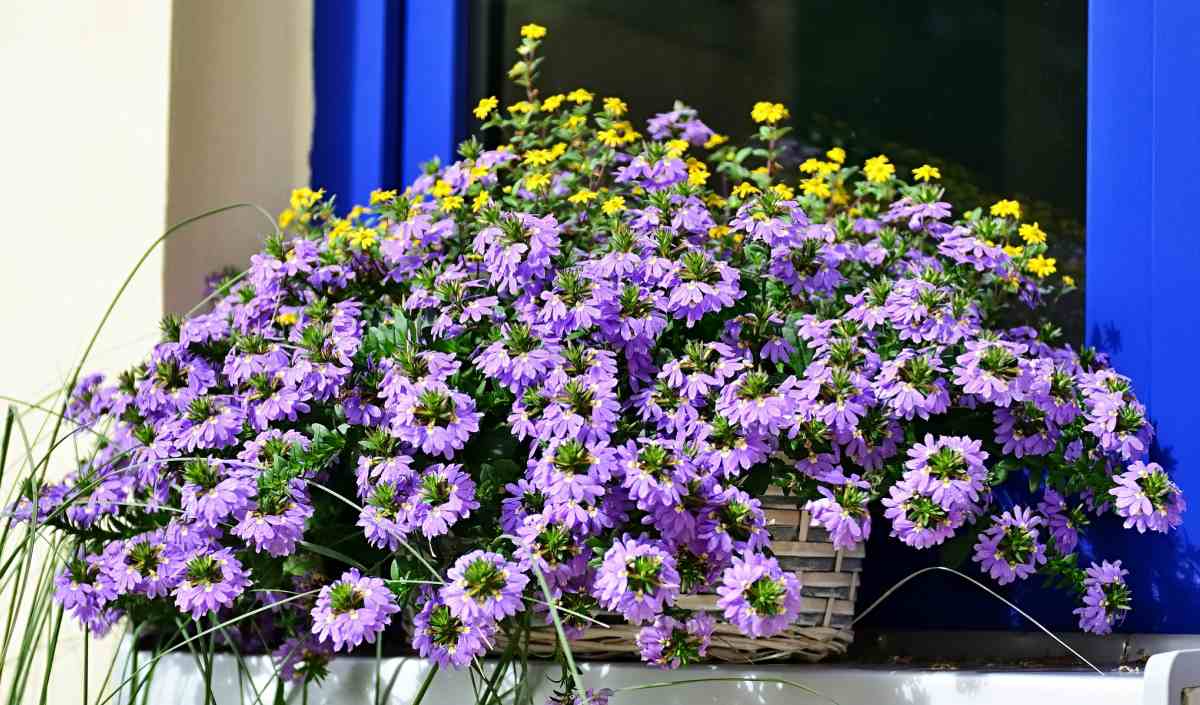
[0,1,313,702]
[165,0,314,314]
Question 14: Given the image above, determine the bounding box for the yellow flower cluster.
[801,176,831,199]
[522,142,566,167]
[704,133,728,150]
[369,188,397,205]
[568,189,598,205]
[1018,222,1046,244]
[567,88,593,104]
[597,122,639,148]
[863,155,895,183]
[731,182,759,199]
[520,23,547,39]
[912,164,941,182]
[603,97,628,116]
[686,158,710,187]
[1027,255,1057,278]
[541,94,565,111]
[473,96,498,120]
[990,199,1021,219]
[750,101,789,125]
[601,195,626,215]
[800,158,838,176]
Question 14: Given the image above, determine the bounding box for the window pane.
[470,0,1087,342]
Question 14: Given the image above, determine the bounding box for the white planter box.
[123,653,1181,705]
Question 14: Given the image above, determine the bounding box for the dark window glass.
[469,0,1087,342]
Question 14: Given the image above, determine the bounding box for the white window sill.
[130,649,1200,705]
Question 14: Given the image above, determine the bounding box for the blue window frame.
[311,0,1200,633]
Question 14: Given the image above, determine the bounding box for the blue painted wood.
[311,0,403,213]
[1083,0,1200,633]
[400,0,466,185]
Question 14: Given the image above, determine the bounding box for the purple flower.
[616,438,694,511]
[404,464,479,538]
[180,460,253,527]
[311,569,400,651]
[172,548,250,620]
[411,594,495,668]
[635,612,714,669]
[440,550,529,621]
[902,434,988,511]
[666,251,742,327]
[1109,461,1185,533]
[806,474,872,551]
[273,636,333,683]
[472,212,562,296]
[474,323,562,392]
[388,380,480,459]
[697,486,770,558]
[232,486,314,556]
[716,553,802,638]
[592,536,680,624]
[1037,489,1082,554]
[881,480,965,549]
[972,506,1047,585]
[1073,560,1131,635]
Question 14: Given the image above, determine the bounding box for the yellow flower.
[431,179,453,198]
[276,311,298,327]
[750,101,789,125]
[278,209,295,229]
[507,101,535,115]
[731,182,760,199]
[800,177,831,199]
[520,23,547,39]
[708,225,730,239]
[564,114,585,130]
[1018,222,1047,244]
[523,148,556,167]
[772,183,795,200]
[751,166,769,176]
[469,165,489,182]
[990,199,1022,219]
[826,147,846,164]
[705,193,728,209]
[863,155,895,183]
[525,173,551,191]
[831,188,849,206]
[1062,275,1076,287]
[441,195,464,211]
[549,142,567,158]
[289,187,324,211]
[569,189,598,205]
[603,97,628,116]
[799,158,823,174]
[666,139,689,158]
[1003,244,1024,258]
[348,227,378,250]
[912,164,941,182]
[326,219,352,244]
[541,94,565,111]
[567,88,594,104]
[686,159,710,187]
[347,206,367,221]
[1026,255,1057,278]
[472,192,491,213]
[704,133,728,149]
[369,188,397,205]
[596,129,623,148]
[473,96,498,120]
[601,196,626,216]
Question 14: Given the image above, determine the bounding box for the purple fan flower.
[311,569,401,651]
[593,536,680,624]
[972,506,1047,585]
[1073,560,1131,635]
[1109,461,1185,533]
[806,474,872,551]
[411,594,496,668]
[273,636,333,683]
[389,379,481,459]
[616,438,693,511]
[441,550,529,621]
[404,464,479,538]
[233,486,314,556]
[716,553,802,638]
[635,612,714,669]
[1037,489,1081,554]
[902,434,988,511]
[881,480,965,549]
[172,548,250,620]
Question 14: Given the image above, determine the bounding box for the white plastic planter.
[123,652,1199,705]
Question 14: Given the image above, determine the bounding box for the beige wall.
[165,0,314,313]
[0,1,313,702]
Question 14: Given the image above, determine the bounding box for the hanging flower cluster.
[21,23,1181,690]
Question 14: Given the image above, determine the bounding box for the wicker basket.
[520,489,863,663]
